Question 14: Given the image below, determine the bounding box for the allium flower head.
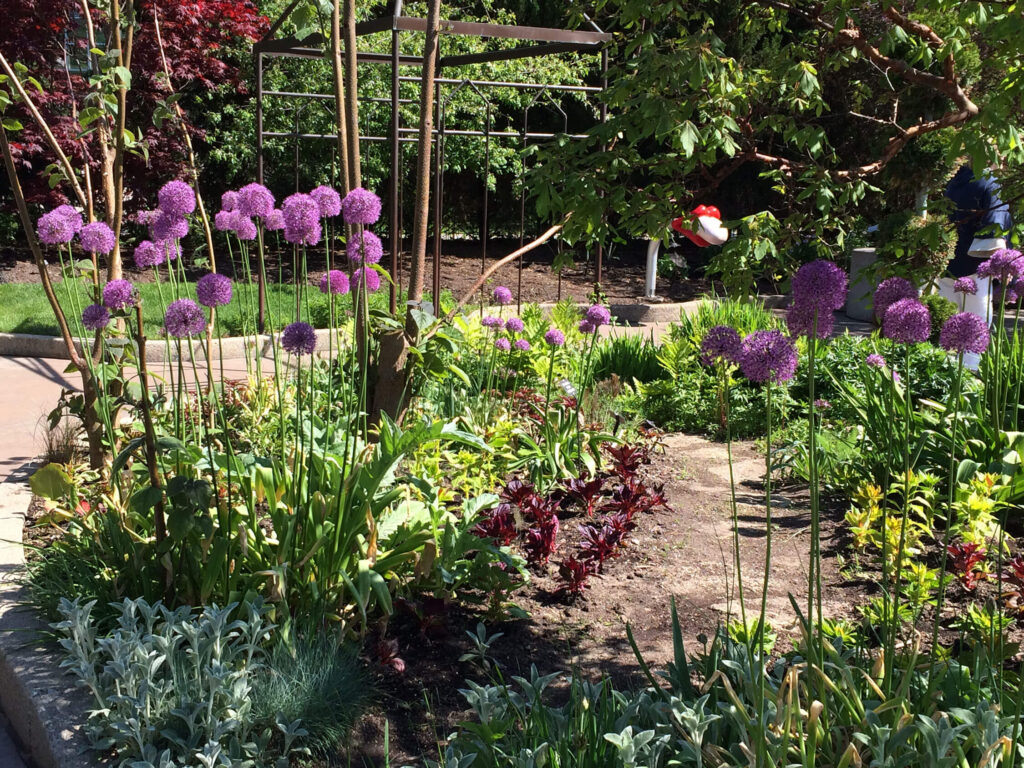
[353,266,381,293]
[738,329,798,384]
[873,277,917,320]
[977,249,1024,283]
[699,325,741,366]
[505,317,525,333]
[134,240,164,268]
[493,286,513,305]
[544,328,566,347]
[347,230,384,264]
[282,193,321,245]
[515,339,531,351]
[954,277,978,296]
[865,353,886,368]
[495,337,512,352]
[281,321,317,355]
[157,180,196,217]
[791,259,847,311]
[135,209,159,226]
[102,279,136,311]
[196,273,233,308]
[237,183,275,219]
[319,269,350,295]
[341,187,382,225]
[37,208,78,245]
[265,209,285,231]
[221,190,238,211]
[82,304,110,331]
[214,210,238,232]
[578,319,596,333]
[233,216,258,241]
[883,298,931,344]
[481,315,503,329]
[53,204,83,233]
[159,240,181,262]
[786,302,834,339]
[1007,279,1024,305]
[79,222,116,254]
[164,299,207,337]
[585,304,612,327]
[939,312,990,355]
[310,185,342,218]
[151,211,189,242]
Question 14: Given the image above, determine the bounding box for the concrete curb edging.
[0,479,96,768]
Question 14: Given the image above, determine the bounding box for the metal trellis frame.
[254,0,611,312]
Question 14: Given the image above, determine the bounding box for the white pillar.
[645,238,660,298]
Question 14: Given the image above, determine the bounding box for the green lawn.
[0,280,396,337]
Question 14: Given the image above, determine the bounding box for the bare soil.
[349,433,866,765]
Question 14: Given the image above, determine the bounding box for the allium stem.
[807,315,822,672]
[756,381,774,768]
[723,368,749,650]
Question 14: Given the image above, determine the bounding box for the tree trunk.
[331,0,351,194]
[371,0,442,423]
[342,0,361,190]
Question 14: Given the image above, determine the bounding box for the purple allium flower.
[159,239,181,262]
[813,399,830,409]
[319,269,350,295]
[157,180,196,217]
[81,304,110,331]
[265,209,285,231]
[873,277,918,320]
[785,302,834,339]
[134,240,164,268]
[151,211,189,242]
[481,315,503,329]
[233,216,258,241]
[310,185,342,218]
[699,325,742,366]
[495,337,512,352]
[214,210,238,232]
[505,317,525,333]
[939,312,990,355]
[196,273,233,308]
[346,230,384,264]
[353,266,381,293]
[164,299,207,337]
[1006,279,1024,305]
[585,304,612,327]
[865,353,886,368]
[738,329,798,384]
[791,259,848,311]
[341,187,382,225]
[282,193,322,245]
[135,209,159,226]
[221,190,238,212]
[237,183,275,219]
[53,204,83,233]
[102,279,136,311]
[883,298,931,344]
[954,277,978,295]
[515,338,531,351]
[78,222,116,254]
[578,319,596,334]
[37,208,78,245]
[281,321,317,355]
[977,249,1024,283]
[544,328,566,347]
[493,286,513,305]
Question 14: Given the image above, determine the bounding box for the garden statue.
[646,205,730,297]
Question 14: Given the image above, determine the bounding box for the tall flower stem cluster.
[573,303,611,460]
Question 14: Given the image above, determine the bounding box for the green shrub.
[592,332,664,384]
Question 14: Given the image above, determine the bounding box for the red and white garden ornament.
[671,204,729,247]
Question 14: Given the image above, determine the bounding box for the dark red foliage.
[605,510,638,537]
[1001,554,1024,615]
[375,638,406,673]
[947,542,987,591]
[524,516,559,565]
[520,493,560,524]
[563,474,605,517]
[578,523,623,570]
[472,503,518,545]
[501,478,537,507]
[0,0,267,207]
[557,556,595,599]
[605,443,650,480]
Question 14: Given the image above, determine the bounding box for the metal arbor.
[253,1,610,313]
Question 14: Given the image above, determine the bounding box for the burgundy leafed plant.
[578,523,623,570]
[563,474,605,517]
[557,557,595,599]
[606,443,649,480]
[947,542,987,591]
[1000,554,1024,615]
[523,517,559,565]
[500,478,537,507]
[472,504,517,546]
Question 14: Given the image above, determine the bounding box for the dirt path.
[368,433,866,764]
